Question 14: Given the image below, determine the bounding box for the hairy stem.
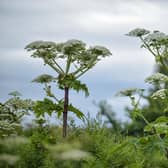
[63,87,69,137]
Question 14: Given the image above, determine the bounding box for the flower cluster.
[25,41,56,50]
[126,28,150,37]
[90,45,112,57]
[25,39,111,71]
[151,89,168,100]
[144,31,168,43]
[116,88,144,97]
[32,74,55,83]
[145,73,168,84]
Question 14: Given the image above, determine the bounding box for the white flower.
[25,41,56,50]
[60,149,90,160]
[144,31,168,42]
[63,39,86,50]
[116,88,144,97]
[90,45,112,56]
[145,73,168,84]
[126,28,150,37]
[151,89,168,99]
[32,74,55,83]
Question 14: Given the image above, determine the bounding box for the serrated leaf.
[33,98,56,117]
[144,117,168,135]
[68,104,84,119]
[70,80,89,97]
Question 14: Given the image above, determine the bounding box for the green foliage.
[2,29,168,167]
[58,73,89,96]
[18,132,48,168]
[0,136,29,167]
[68,104,84,119]
[33,98,62,117]
[33,98,84,120]
[144,116,168,135]
[0,93,34,137]
[97,100,122,131]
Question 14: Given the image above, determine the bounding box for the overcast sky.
[1,0,168,121]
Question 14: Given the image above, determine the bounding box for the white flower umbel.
[145,73,168,84]
[144,31,168,42]
[116,88,144,97]
[151,89,168,100]
[126,28,150,37]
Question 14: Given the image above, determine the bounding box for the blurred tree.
[98,100,122,131]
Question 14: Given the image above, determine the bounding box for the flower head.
[25,41,56,50]
[151,89,168,99]
[90,46,112,57]
[8,91,22,97]
[62,39,86,55]
[144,31,168,43]
[126,28,150,37]
[145,73,168,84]
[116,88,144,97]
[32,74,55,83]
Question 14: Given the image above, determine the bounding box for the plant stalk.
[63,87,69,137]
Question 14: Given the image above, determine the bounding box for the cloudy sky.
[1,0,168,121]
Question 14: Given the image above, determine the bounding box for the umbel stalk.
[63,87,69,137]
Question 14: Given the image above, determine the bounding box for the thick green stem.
[63,87,69,137]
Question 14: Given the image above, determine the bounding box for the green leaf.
[33,98,57,117]
[70,80,89,97]
[58,74,89,97]
[33,98,64,118]
[68,104,84,119]
[144,116,168,135]
[139,135,167,154]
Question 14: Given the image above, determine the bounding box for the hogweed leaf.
[33,98,57,117]
[68,104,84,119]
[144,116,168,135]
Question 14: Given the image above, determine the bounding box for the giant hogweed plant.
[25,39,111,137]
[117,28,168,158]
